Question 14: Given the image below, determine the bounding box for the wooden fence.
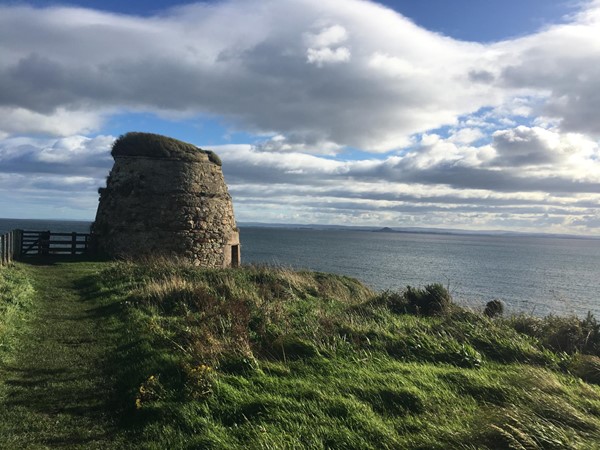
[0,230,91,266]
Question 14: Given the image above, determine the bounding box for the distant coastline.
[1,218,598,241]
[240,221,600,241]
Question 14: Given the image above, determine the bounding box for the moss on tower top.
[111,132,222,166]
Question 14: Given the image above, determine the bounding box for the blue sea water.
[2,218,599,318]
[240,227,600,318]
[0,218,92,235]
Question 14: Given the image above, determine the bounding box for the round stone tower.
[92,132,240,268]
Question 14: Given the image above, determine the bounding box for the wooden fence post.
[1,233,6,266]
[11,230,15,262]
[16,230,22,259]
[71,232,77,255]
[0,234,5,266]
[40,231,50,256]
[7,231,12,264]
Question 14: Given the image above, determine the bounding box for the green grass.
[0,263,35,360]
[2,259,600,449]
[0,260,134,448]
[91,260,600,449]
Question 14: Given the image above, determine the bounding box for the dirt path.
[0,261,131,449]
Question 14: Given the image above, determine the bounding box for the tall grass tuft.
[507,312,600,356]
[570,354,600,385]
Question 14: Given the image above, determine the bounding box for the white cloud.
[0,135,114,175]
[253,134,342,154]
[304,24,348,48]
[306,46,351,66]
[304,24,351,66]
[447,127,485,145]
[368,52,424,77]
[0,0,511,149]
[1,125,598,233]
[201,120,600,233]
[490,126,600,177]
[0,106,105,137]
[1,0,598,150]
[492,2,600,136]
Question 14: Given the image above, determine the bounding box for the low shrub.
[507,312,600,356]
[371,290,409,314]
[372,284,453,316]
[484,300,504,318]
[405,283,452,316]
[509,314,541,336]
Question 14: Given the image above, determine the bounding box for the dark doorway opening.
[231,244,240,268]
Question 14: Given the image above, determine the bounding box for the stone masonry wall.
[93,134,240,268]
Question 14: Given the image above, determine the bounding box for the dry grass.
[123,263,373,366]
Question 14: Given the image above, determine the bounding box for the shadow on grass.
[4,364,105,412]
[2,362,119,446]
[17,255,111,266]
[74,271,160,432]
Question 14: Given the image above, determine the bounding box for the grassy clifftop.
[91,260,600,449]
[2,260,600,448]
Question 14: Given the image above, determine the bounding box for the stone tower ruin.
[92,132,240,268]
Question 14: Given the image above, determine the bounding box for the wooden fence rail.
[0,229,91,265]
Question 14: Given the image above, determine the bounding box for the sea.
[2,218,599,318]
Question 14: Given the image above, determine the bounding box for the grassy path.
[0,261,131,449]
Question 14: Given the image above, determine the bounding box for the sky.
[1,0,599,235]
